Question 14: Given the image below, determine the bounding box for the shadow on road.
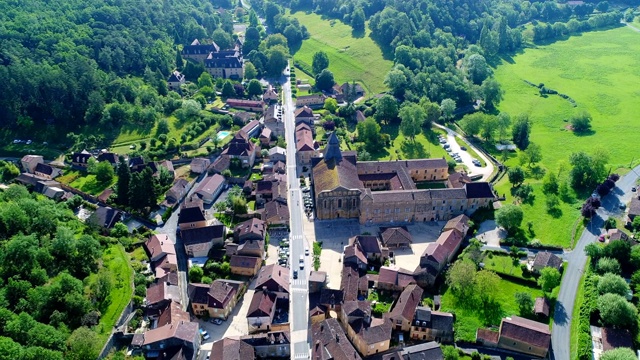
[553,301,568,326]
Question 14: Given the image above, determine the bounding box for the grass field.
[96,245,133,342]
[492,27,640,247]
[441,278,544,342]
[57,170,117,196]
[288,11,392,96]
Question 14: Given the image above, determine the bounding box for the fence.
[97,299,135,359]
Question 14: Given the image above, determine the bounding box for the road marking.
[294,353,309,359]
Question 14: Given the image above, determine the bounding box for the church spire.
[323,131,342,163]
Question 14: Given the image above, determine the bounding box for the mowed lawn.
[96,245,133,343]
[492,27,640,248]
[289,11,392,95]
[495,26,640,171]
[440,278,545,342]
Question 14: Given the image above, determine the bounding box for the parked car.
[293,270,298,279]
[598,234,606,242]
[632,187,637,192]
[199,329,210,340]
[211,318,223,325]
[460,146,467,151]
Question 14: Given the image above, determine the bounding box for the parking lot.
[314,219,362,289]
[362,221,444,271]
[268,230,291,267]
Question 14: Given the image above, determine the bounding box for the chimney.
[336,334,339,343]
[279,270,281,277]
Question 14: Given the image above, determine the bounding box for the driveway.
[433,123,495,181]
[476,220,506,248]
[360,221,444,271]
[314,219,362,289]
[551,165,640,360]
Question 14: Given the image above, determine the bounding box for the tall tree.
[511,114,531,150]
[515,292,534,316]
[495,204,523,234]
[312,51,330,75]
[175,49,184,71]
[357,118,385,153]
[481,78,503,109]
[315,69,335,91]
[496,112,511,141]
[440,99,456,121]
[244,61,258,80]
[375,95,399,124]
[446,260,477,300]
[247,79,263,97]
[399,103,425,143]
[497,17,509,53]
[116,157,130,206]
[538,267,561,292]
[221,80,235,98]
[351,7,366,32]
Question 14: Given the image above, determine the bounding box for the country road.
[551,165,640,360]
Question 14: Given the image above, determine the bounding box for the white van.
[299,255,304,263]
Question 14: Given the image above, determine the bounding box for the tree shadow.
[351,28,365,39]
[368,33,395,61]
[552,300,568,326]
[548,207,563,219]
[400,139,427,159]
[572,129,596,137]
[381,123,399,139]
[479,299,504,327]
[529,165,546,179]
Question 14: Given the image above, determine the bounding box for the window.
[338,199,342,208]
[374,209,379,214]
[395,208,399,213]
[405,207,410,213]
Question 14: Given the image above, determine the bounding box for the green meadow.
[288,11,393,96]
[491,26,640,248]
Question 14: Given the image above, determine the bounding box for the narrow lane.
[551,165,640,360]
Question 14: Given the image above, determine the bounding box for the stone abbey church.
[311,132,496,224]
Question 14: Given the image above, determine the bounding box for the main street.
[282,63,311,359]
[552,165,640,360]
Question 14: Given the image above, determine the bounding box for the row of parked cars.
[439,134,482,167]
[278,237,290,268]
[302,187,313,214]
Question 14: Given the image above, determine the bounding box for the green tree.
[265,45,289,77]
[312,51,329,75]
[384,68,408,98]
[538,267,561,292]
[600,348,637,360]
[324,98,338,113]
[480,115,498,141]
[546,194,560,213]
[598,273,630,297]
[511,114,531,150]
[442,345,459,360]
[495,204,523,234]
[508,167,525,187]
[440,98,456,121]
[212,28,233,50]
[479,21,498,56]
[221,80,235,98]
[244,61,258,80]
[524,143,543,166]
[569,150,608,190]
[66,327,100,360]
[496,112,511,141]
[570,110,592,133]
[460,113,484,137]
[357,118,385,153]
[0,336,22,360]
[597,293,637,328]
[247,79,263,97]
[198,72,214,89]
[110,222,129,238]
[189,266,204,283]
[175,49,183,71]
[515,291,534,316]
[446,260,477,299]
[351,7,366,32]
[315,69,335,91]
[475,270,500,304]
[419,97,442,125]
[481,78,503,109]
[95,161,115,184]
[399,103,426,143]
[465,54,490,85]
[542,172,559,194]
[596,257,621,275]
[375,95,399,124]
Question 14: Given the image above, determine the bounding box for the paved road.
[432,123,495,181]
[156,172,208,309]
[622,20,640,33]
[282,62,311,359]
[551,165,640,360]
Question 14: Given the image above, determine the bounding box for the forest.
[258,0,626,106]
[0,184,131,359]
[0,0,236,142]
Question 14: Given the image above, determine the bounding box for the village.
[6,33,640,360]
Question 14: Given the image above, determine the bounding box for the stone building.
[311,132,495,224]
